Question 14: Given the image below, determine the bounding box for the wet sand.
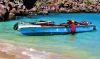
[0,42,75,59]
[0,43,29,59]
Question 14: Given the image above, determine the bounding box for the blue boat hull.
[19,24,95,35]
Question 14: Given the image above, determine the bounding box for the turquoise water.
[0,13,100,59]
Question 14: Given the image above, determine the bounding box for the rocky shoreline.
[0,0,100,22]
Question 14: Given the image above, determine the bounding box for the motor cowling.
[93,26,96,30]
[13,22,18,30]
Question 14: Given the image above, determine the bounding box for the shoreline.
[0,0,100,22]
[0,42,75,59]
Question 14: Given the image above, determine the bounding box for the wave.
[0,42,74,59]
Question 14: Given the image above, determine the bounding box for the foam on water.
[0,42,75,59]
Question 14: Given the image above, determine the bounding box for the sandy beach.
[0,42,75,59]
[0,43,29,59]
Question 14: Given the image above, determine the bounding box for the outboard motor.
[93,26,96,30]
[13,22,18,30]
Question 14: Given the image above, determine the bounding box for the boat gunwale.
[18,24,95,29]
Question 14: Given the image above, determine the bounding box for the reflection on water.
[69,34,75,43]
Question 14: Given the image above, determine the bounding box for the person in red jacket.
[70,20,76,34]
[67,20,76,34]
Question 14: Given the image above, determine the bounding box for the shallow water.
[0,13,100,59]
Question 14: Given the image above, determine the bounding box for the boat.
[13,20,96,35]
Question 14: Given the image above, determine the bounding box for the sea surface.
[0,13,100,59]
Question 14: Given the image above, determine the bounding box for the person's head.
[71,20,75,23]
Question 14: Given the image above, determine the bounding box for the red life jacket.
[71,24,76,33]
